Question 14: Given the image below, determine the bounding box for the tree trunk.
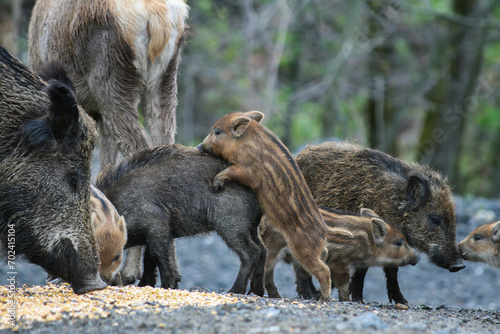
[364,0,397,155]
[0,0,23,56]
[417,0,489,190]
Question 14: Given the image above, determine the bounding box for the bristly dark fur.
[94,143,264,295]
[96,144,186,192]
[37,62,76,93]
[19,81,80,154]
[1,44,103,294]
[0,45,45,91]
[295,141,462,305]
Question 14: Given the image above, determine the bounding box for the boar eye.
[67,173,79,192]
[428,214,442,228]
[113,252,122,263]
[393,239,404,247]
[473,234,483,241]
[214,128,222,137]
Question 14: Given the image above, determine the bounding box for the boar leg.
[138,246,158,287]
[141,32,185,147]
[349,267,368,303]
[292,262,316,300]
[384,267,407,305]
[147,232,181,289]
[218,228,261,294]
[248,225,266,296]
[213,166,260,191]
[98,124,120,170]
[121,246,144,285]
[263,244,284,298]
[330,263,351,302]
[288,243,331,302]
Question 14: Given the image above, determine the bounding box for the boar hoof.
[212,178,225,192]
[318,296,330,303]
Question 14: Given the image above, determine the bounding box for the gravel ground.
[1,151,500,332]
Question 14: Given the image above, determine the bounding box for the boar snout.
[410,253,421,266]
[72,273,107,294]
[448,259,466,272]
[197,143,206,153]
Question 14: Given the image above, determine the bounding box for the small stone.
[395,303,409,310]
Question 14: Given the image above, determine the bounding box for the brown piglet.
[260,207,419,301]
[459,222,500,269]
[198,111,332,301]
[90,185,127,285]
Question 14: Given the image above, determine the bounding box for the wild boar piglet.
[96,145,265,295]
[198,111,331,301]
[90,185,127,285]
[260,207,419,301]
[459,221,500,269]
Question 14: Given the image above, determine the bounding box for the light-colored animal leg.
[288,240,331,302]
[142,31,187,146]
[121,246,144,285]
[98,123,120,170]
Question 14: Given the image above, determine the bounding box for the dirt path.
[1,284,499,333]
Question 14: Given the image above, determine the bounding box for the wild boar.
[260,207,419,301]
[459,221,500,269]
[295,141,465,304]
[95,144,265,295]
[0,46,105,294]
[28,0,190,168]
[198,111,332,301]
[29,0,189,285]
[90,185,127,285]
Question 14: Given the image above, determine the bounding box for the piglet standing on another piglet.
[459,221,500,269]
[198,111,332,301]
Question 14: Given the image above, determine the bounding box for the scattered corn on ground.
[0,283,244,330]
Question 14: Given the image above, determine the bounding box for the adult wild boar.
[295,142,465,305]
[95,145,265,295]
[0,46,105,294]
[29,0,189,284]
[28,0,190,167]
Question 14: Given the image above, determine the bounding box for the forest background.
[2,0,500,197]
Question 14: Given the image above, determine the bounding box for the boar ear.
[46,80,80,147]
[492,222,500,244]
[360,208,380,218]
[20,81,80,153]
[327,227,354,239]
[37,62,76,94]
[117,216,127,240]
[371,218,387,246]
[403,173,430,210]
[231,116,251,138]
[244,111,265,123]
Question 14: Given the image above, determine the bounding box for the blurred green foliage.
[5,0,500,196]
